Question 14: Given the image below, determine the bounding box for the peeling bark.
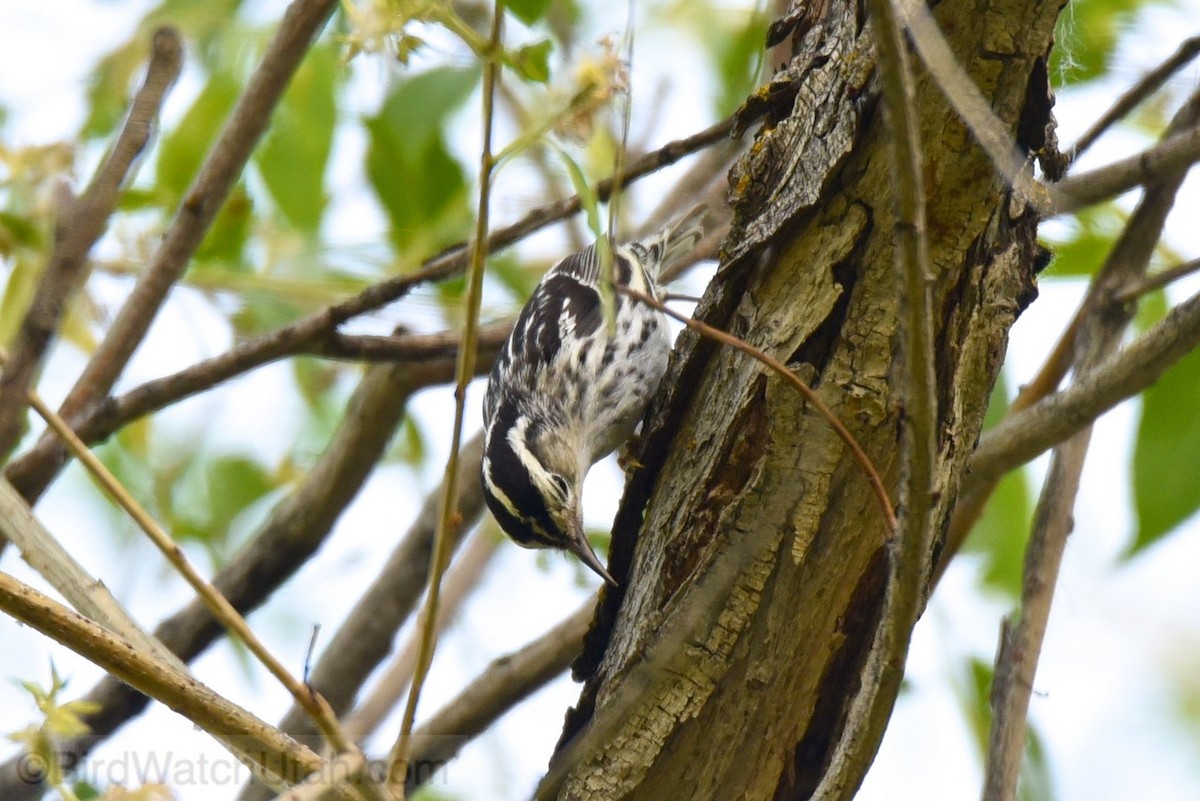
[548,0,1064,796]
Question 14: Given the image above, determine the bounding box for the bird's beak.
[567,513,618,587]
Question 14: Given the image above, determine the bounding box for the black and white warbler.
[481,207,707,585]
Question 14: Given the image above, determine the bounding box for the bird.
[480,206,707,585]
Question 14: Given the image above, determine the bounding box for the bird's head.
[481,403,616,586]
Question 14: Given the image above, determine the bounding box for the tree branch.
[0,570,321,791]
[1070,35,1200,160]
[982,87,1200,801]
[0,355,439,800]
[342,527,499,744]
[1052,123,1200,215]
[405,598,597,794]
[0,27,183,459]
[963,287,1200,498]
[48,0,337,429]
[235,434,488,801]
[2,115,734,509]
[387,6,503,792]
[811,0,936,793]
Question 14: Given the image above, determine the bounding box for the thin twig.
[343,529,500,742]
[1070,35,1200,160]
[48,0,335,431]
[3,115,736,508]
[620,287,896,529]
[982,88,1200,801]
[404,598,597,794]
[900,0,1047,207]
[385,8,504,796]
[1113,256,1200,303]
[236,434,488,801]
[0,570,322,790]
[0,27,183,459]
[25,385,369,774]
[1052,123,1200,216]
[0,357,433,799]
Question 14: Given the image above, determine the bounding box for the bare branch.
[2,115,735,509]
[0,570,321,791]
[28,384,364,762]
[0,356,433,799]
[0,476,185,673]
[405,599,597,794]
[342,527,499,743]
[235,434,488,801]
[963,288,1200,498]
[1070,35,1200,160]
[307,322,511,362]
[1052,123,1200,216]
[387,7,504,792]
[0,28,183,458]
[1113,256,1200,304]
[810,0,938,795]
[48,0,337,428]
[982,88,1200,801]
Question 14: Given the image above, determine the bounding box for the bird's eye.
[550,474,569,499]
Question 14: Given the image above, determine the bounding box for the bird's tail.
[657,204,708,272]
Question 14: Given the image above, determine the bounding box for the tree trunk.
[550,0,1062,797]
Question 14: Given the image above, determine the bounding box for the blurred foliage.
[1132,338,1200,554]
[6,666,101,792]
[1,0,1199,798]
[1048,0,1171,85]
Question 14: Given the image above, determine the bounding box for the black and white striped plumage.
[481,207,706,585]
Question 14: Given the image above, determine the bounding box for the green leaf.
[1131,342,1200,554]
[0,211,45,255]
[1040,203,1127,278]
[1048,0,1152,86]
[365,66,479,253]
[255,40,339,232]
[368,66,479,164]
[507,0,552,26]
[171,452,276,552]
[963,373,1033,597]
[156,71,241,201]
[510,39,553,83]
[0,254,41,346]
[194,184,253,264]
[713,10,768,117]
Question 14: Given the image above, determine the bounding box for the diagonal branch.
[0,28,183,460]
[0,354,452,800]
[982,87,1200,801]
[963,292,1200,498]
[0,571,321,792]
[2,116,734,510]
[236,434,488,801]
[47,0,337,428]
[405,598,597,795]
[1070,35,1200,160]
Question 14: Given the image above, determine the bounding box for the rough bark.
[549,0,1063,797]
